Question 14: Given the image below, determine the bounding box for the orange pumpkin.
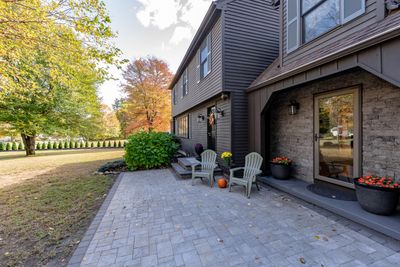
[218,178,227,188]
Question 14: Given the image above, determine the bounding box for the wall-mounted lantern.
[197,114,205,123]
[220,93,229,101]
[216,108,225,119]
[288,100,300,115]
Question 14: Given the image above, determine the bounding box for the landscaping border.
[67,173,125,267]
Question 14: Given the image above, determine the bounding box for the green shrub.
[0,142,6,151]
[37,142,41,150]
[81,141,86,148]
[12,142,19,151]
[48,142,54,149]
[6,142,12,151]
[76,142,81,149]
[124,132,179,171]
[69,141,75,149]
[53,142,58,149]
[104,141,109,148]
[20,142,25,150]
[59,141,65,149]
[90,141,95,148]
[97,141,102,148]
[65,141,70,149]
[110,140,115,147]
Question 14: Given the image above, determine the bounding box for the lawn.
[0,149,125,266]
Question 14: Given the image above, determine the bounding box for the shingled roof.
[248,11,400,92]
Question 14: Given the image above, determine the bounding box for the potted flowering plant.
[270,156,292,180]
[221,152,233,177]
[354,175,399,215]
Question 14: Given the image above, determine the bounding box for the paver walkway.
[70,169,400,267]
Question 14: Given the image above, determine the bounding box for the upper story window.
[198,33,212,81]
[287,0,365,53]
[182,69,188,97]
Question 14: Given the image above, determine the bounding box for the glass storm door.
[314,88,360,188]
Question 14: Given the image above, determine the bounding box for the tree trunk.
[21,133,36,156]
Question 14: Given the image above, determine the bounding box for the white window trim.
[286,0,300,54]
[199,33,212,80]
[341,0,365,24]
[182,69,188,97]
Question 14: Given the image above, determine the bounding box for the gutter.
[247,23,400,93]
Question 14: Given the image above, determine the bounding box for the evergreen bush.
[12,142,19,151]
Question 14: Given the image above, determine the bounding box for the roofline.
[247,24,400,93]
[168,2,222,89]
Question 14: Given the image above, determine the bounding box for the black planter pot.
[270,162,291,180]
[354,178,399,215]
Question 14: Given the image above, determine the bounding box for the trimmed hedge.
[0,139,127,151]
[124,132,179,171]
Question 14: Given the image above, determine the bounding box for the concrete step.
[177,157,200,170]
[171,162,224,179]
[171,163,192,179]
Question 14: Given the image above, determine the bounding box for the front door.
[314,87,360,188]
[207,106,216,150]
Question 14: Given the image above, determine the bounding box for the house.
[248,0,400,186]
[169,0,280,164]
[247,0,400,237]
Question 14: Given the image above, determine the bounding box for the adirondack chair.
[192,150,217,187]
[229,152,263,198]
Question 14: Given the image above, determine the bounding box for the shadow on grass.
[0,158,119,267]
[0,148,124,161]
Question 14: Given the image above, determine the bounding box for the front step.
[171,163,192,179]
[177,157,200,170]
[172,160,224,179]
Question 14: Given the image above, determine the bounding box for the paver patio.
[69,169,400,267]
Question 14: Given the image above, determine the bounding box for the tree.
[120,57,172,134]
[0,0,122,156]
[96,104,121,140]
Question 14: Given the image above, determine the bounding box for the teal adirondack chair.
[192,150,217,187]
[229,152,263,198]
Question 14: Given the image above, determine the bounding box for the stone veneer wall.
[269,69,400,183]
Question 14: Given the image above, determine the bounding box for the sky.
[99,0,213,107]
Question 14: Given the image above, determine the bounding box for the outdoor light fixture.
[197,114,205,123]
[288,100,300,115]
[220,93,229,101]
[216,108,225,119]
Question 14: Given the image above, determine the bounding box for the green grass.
[0,149,124,266]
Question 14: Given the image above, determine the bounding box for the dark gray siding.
[248,37,400,157]
[174,96,231,162]
[223,0,280,163]
[282,0,378,67]
[172,17,223,117]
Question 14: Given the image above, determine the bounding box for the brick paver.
[71,169,400,266]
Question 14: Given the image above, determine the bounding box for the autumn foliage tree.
[120,57,172,134]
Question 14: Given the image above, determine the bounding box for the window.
[198,33,211,81]
[176,115,189,138]
[286,0,365,52]
[182,69,188,97]
[303,0,340,43]
[173,86,177,105]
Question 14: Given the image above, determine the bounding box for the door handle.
[314,133,320,142]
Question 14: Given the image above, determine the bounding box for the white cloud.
[169,26,192,45]
[136,0,181,30]
[136,0,213,44]
[180,0,212,31]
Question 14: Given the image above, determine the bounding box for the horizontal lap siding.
[283,0,377,67]
[224,0,279,164]
[175,97,231,161]
[172,17,223,117]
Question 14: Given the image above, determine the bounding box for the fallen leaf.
[299,257,306,264]
[4,252,10,256]
[314,235,320,240]
[217,238,224,243]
